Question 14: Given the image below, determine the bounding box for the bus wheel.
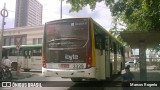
[24,69,30,72]
[71,78,82,82]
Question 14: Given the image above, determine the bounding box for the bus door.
[109,40,114,76]
[31,48,42,70]
[23,49,32,71]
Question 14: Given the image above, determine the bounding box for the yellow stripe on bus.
[90,19,96,67]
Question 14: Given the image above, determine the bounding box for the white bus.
[2,44,42,71]
[42,18,125,81]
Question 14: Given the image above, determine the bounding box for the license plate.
[60,64,69,68]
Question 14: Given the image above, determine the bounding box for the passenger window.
[32,48,42,56]
[95,36,102,49]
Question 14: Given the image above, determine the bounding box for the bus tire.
[71,78,82,82]
[24,69,30,72]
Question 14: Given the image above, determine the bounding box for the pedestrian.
[121,65,130,75]
[2,56,12,68]
[121,66,135,90]
[1,57,12,81]
[134,59,137,70]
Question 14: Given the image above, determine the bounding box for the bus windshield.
[46,19,88,49]
[45,18,89,63]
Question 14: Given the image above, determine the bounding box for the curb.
[30,70,42,73]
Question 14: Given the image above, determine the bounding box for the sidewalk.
[107,66,160,90]
[120,66,160,81]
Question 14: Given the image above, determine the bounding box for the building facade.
[14,0,43,27]
[3,25,44,46]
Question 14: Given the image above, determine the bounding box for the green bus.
[2,44,42,71]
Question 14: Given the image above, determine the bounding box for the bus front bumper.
[42,67,96,78]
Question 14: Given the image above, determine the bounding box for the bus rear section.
[42,18,96,80]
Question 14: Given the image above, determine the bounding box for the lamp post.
[0,3,8,63]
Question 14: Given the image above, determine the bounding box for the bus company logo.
[2,82,12,87]
[65,54,78,60]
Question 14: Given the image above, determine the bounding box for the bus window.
[95,35,101,49]
[28,50,32,58]
[33,50,37,56]
[18,48,23,56]
[9,48,18,56]
[39,49,42,56]
[18,49,22,56]
[33,48,42,56]
[29,50,31,56]
[2,49,8,58]
[95,35,105,50]
[110,41,114,53]
[24,50,28,58]
[105,37,109,51]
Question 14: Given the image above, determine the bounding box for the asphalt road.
[0,72,121,90]
[1,69,160,90]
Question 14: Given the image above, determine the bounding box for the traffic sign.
[16,37,21,43]
[15,37,21,50]
[0,8,8,17]
[16,45,20,50]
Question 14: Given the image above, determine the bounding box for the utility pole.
[0,3,8,63]
[60,0,62,19]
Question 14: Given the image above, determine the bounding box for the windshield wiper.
[60,37,87,41]
[48,37,85,43]
[47,39,61,43]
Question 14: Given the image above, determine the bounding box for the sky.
[0,0,113,30]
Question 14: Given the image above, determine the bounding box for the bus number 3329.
[73,64,84,69]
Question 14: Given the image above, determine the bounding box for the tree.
[66,0,160,52]
[66,0,160,31]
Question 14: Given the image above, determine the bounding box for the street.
[1,68,160,90]
[0,72,121,90]
[0,72,69,90]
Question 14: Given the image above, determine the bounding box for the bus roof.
[45,17,90,24]
[2,44,42,49]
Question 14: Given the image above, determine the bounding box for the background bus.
[42,18,125,81]
[2,44,42,71]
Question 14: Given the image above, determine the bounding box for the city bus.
[2,44,42,71]
[42,18,125,81]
